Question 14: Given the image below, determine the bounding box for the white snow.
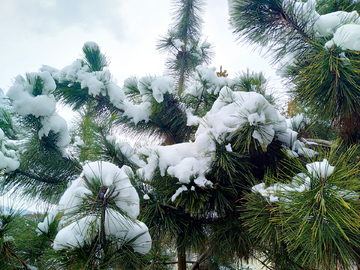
[53,215,96,250]
[173,38,185,48]
[325,24,360,51]
[78,71,106,96]
[306,159,334,179]
[36,208,59,235]
[122,100,151,125]
[53,161,151,254]
[74,136,85,146]
[6,74,56,117]
[293,140,318,157]
[282,0,319,23]
[138,79,297,200]
[150,76,175,103]
[0,129,20,172]
[200,42,211,49]
[314,11,360,37]
[252,159,358,204]
[0,151,19,172]
[278,0,360,59]
[171,185,188,202]
[106,82,125,107]
[186,109,201,126]
[38,112,70,151]
[225,143,232,152]
[83,41,100,51]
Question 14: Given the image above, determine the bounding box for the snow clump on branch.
[6,71,70,155]
[138,67,311,201]
[0,129,19,172]
[252,159,359,203]
[50,161,151,254]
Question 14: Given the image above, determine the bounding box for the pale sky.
[0,0,283,92]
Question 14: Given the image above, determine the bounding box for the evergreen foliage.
[1,1,360,270]
[157,0,213,93]
[229,0,360,142]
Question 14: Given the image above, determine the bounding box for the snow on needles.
[0,129,19,172]
[275,0,360,76]
[6,73,56,118]
[43,44,176,125]
[51,161,151,254]
[138,72,305,202]
[6,71,70,155]
[252,159,359,203]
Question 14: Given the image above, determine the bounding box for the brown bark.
[177,245,187,270]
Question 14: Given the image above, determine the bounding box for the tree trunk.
[177,245,187,270]
[178,57,186,94]
[100,204,108,256]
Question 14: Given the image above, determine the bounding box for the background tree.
[157,0,213,93]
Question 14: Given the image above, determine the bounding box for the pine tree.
[229,0,360,143]
[157,0,213,93]
[1,1,360,269]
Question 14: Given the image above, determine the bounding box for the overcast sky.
[0,0,283,93]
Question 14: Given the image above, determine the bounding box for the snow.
[225,143,232,152]
[36,208,59,235]
[38,112,70,151]
[198,88,286,149]
[293,140,318,157]
[137,66,319,201]
[58,59,85,83]
[200,42,211,49]
[137,75,175,103]
[5,71,71,154]
[138,80,298,199]
[252,159,358,204]
[0,129,20,172]
[186,109,201,126]
[116,142,146,167]
[196,66,219,84]
[78,71,106,96]
[150,76,175,103]
[306,159,334,180]
[122,100,151,124]
[171,185,188,202]
[314,11,360,37]
[74,136,85,146]
[53,161,151,254]
[185,83,203,98]
[282,0,319,22]
[278,0,360,55]
[83,41,100,51]
[129,222,152,254]
[53,215,96,250]
[325,24,360,51]
[6,74,56,117]
[106,82,125,107]
[289,113,306,131]
[173,38,185,48]
[0,151,19,172]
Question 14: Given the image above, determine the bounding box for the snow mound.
[52,161,151,254]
